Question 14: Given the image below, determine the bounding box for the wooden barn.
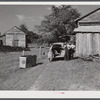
[74,8,100,57]
[0,26,27,48]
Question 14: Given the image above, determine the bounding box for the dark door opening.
[12,40,18,47]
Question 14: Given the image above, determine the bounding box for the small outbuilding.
[0,26,27,48]
[74,8,100,57]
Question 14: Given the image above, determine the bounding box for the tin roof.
[75,8,100,22]
[4,26,26,35]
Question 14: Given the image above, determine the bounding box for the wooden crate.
[19,55,37,68]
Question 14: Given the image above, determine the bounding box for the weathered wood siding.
[75,33,100,57]
[82,34,86,56]
[6,35,13,46]
[87,33,92,56]
[93,33,100,55]
[74,8,100,57]
[5,34,26,47]
[18,35,26,47]
[4,26,26,48]
[76,33,79,57]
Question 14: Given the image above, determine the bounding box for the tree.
[35,5,80,44]
[19,24,39,44]
[26,31,39,43]
[20,24,28,34]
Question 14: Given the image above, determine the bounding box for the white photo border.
[0,1,100,98]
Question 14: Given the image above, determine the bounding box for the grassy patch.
[0,47,48,90]
[0,46,30,52]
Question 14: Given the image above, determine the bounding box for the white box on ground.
[19,55,37,68]
[19,56,27,68]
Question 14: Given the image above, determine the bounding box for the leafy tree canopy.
[35,5,80,43]
[20,24,29,34]
[19,24,39,44]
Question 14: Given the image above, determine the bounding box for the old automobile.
[48,42,66,61]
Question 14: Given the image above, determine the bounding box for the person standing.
[67,41,75,60]
[64,43,69,61]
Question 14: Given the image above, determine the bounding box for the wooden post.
[39,46,42,58]
[22,50,25,56]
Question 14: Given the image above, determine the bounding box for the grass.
[29,58,100,90]
[0,46,49,90]
[0,46,30,52]
[0,44,100,90]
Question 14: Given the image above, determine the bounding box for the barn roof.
[4,26,26,35]
[74,25,100,33]
[75,8,100,23]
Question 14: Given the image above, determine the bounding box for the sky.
[0,5,100,34]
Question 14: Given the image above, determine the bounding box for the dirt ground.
[29,58,100,91]
[0,46,100,90]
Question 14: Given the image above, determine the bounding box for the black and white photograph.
[0,3,100,92]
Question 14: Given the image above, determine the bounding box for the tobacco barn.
[0,26,27,48]
[74,8,100,57]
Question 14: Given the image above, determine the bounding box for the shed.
[74,8,100,57]
[1,26,27,48]
[0,35,6,45]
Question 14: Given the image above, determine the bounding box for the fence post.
[22,50,25,56]
[39,46,42,58]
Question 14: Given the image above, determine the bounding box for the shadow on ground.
[36,62,43,66]
[53,58,64,61]
[52,57,78,62]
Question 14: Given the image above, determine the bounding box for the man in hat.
[67,41,75,60]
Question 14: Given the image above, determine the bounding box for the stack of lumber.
[80,55,100,62]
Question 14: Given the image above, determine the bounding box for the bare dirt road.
[29,58,100,91]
